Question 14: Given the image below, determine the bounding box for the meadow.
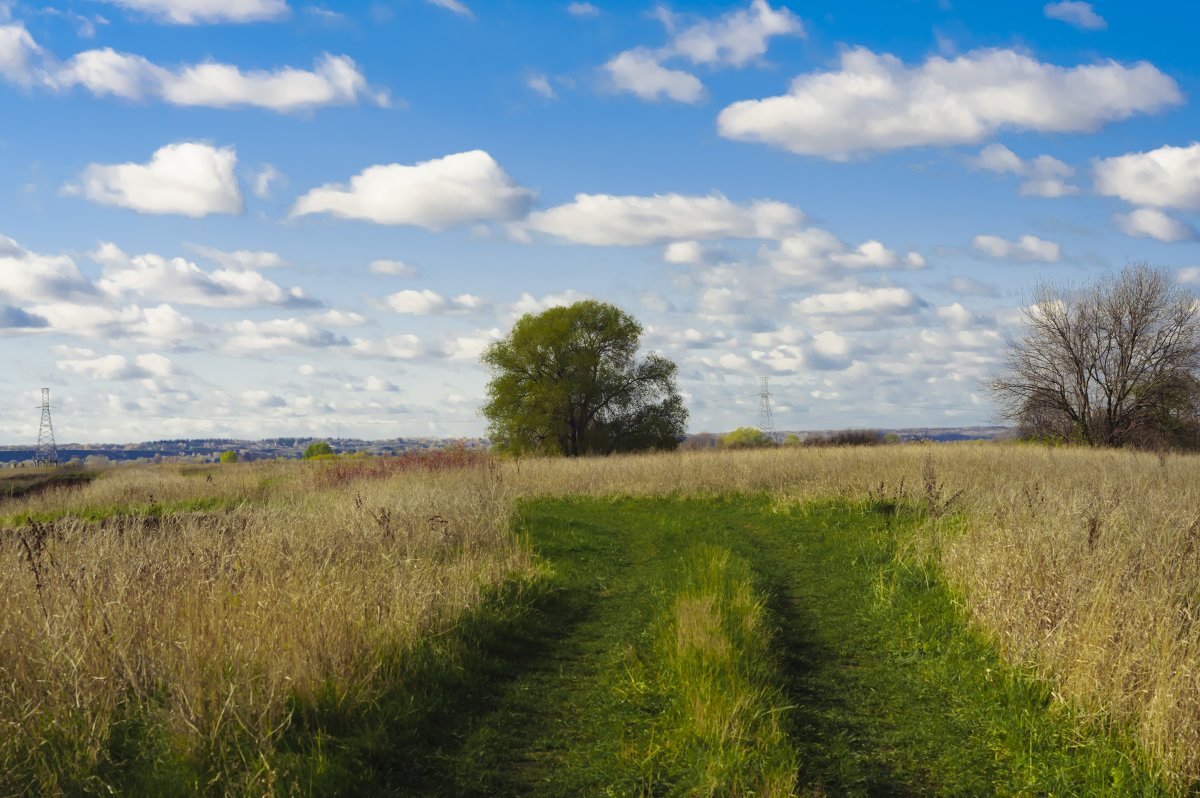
[1,442,1198,794]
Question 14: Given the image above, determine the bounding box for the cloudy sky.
[2,0,1199,444]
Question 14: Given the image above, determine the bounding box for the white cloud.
[1094,142,1200,210]
[368,259,418,277]
[225,317,347,353]
[0,23,41,86]
[292,150,535,229]
[93,242,314,307]
[251,164,282,198]
[792,286,920,315]
[364,375,397,391]
[508,289,590,320]
[65,142,243,217]
[0,234,92,301]
[604,48,704,103]
[427,0,472,17]
[972,233,1061,262]
[1113,209,1196,243]
[186,244,288,270]
[523,192,802,246]
[658,0,803,68]
[974,143,1078,197]
[527,73,554,98]
[717,47,1181,159]
[1044,1,1106,30]
[57,352,173,380]
[567,2,598,16]
[350,332,438,360]
[95,0,288,24]
[760,228,924,280]
[3,22,387,112]
[381,288,488,315]
[306,309,366,326]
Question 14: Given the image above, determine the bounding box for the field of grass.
[2,443,1199,794]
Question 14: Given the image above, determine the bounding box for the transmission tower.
[34,388,58,467]
[757,376,777,443]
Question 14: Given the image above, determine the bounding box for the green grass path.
[299,496,1165,796]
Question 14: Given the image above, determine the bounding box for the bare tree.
[989,263,1200,448]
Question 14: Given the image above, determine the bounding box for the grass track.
[341,495,1164,797]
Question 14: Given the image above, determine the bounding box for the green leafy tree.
[783,433,802,447]
[303,441,334,459]
[481,300,687,456]
[719,426,775,448]
[219,450,239,463]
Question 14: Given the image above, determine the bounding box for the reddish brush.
[313,445,491,487]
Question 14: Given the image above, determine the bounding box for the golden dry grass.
[3,443,1200,790]
[0,460,526,793]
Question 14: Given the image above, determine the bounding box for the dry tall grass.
[4,444,1200,790]
[0,460,526,793]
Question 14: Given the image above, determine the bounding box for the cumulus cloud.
[381,288,488,315]
[186,244,288,270]
[1094,142,1200,209]
[761,228,924,281]
[604,1,801,104]
[0,22,41,86]
[0,234,93,301]
[0,24,387,112]
[507,289,590,321]
[972,233,1061,262]
[292,150,535,229]
[225,317,348,353]
[0,305,48,328]
[717,47,1181,159]
[57,352,173,380]
[1044,1,1106,30]
[368,259,418,277]
[603,48,704,103]
[793,286,920,316]
[1113,209,1196,242]
[657,0,803,68]
[51,50,386,111]
[522,192,802,246]
[95,0,288,24]
[65,142,243,217]
[93,242,315,307]
[973,143,1079,197]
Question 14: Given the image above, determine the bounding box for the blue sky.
[2,0,1199,444]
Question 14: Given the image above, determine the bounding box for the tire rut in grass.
[396,497,1166,797]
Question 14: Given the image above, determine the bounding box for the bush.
[719,427,774,449]
[303,441,334,459]
[219,451,238,463]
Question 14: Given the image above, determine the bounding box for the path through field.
[349,497,1159,796]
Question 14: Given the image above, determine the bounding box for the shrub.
[719,427,774,449]
[219,451,238,463]
[303,441,334,459]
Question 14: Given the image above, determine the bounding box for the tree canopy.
[720,426,775,448]
[303,441,334,459]
[988,263,1200,448]
[481,300,687,456]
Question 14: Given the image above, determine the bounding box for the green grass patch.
[49,496,1176,795]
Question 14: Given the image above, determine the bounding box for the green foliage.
[783,433,802,447]
[481,300,687,456]
[302,441,334,459]
[219,450,239,463]
[881,432,900,444]
[719,426,774,448]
